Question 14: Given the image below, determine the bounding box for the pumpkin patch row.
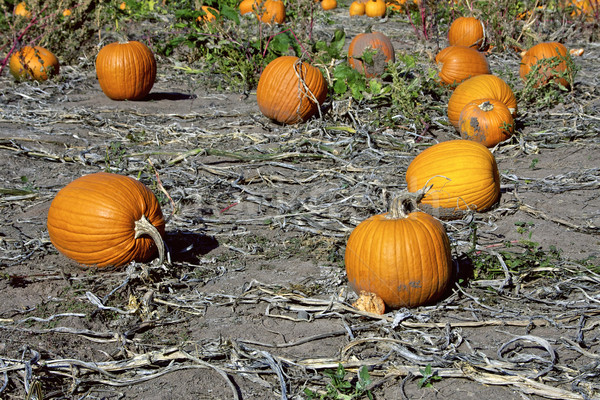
[8,2,578,315]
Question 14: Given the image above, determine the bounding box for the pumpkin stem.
[387,185,432,219]
[134,215,166,265]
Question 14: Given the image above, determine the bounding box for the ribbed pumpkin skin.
[519,42,570,88]
[47,172,166,268]
[348,32,395,78]
[448,16,485,50]
[447,74,517,130]
[345,211,452,309]
[95,41,157,101]
[256,56,327,125]
[459,98,514,147]
[405,140,501,218]
[435,45,490,86]
[9,46,60,81]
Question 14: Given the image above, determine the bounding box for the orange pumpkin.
[459,98,514,147]
[348,31,395,78]
[365,0,386,17]
[95,40,157,101]
[447,74,517,130]
[198,5,219,22]
[435,45,490,86]
[405,140,501,218]
[14,2,31,18]
[239,0,258,15]
[519,42,571,89]
[448,16,486,50]
[349,1,366,15]
[321,0,337,10]
[256,56,328,125]
[259,0,285,24]
[47,172,166,268]
[345,194,453,309]
[9,46,60,81]
[562,0,600,21]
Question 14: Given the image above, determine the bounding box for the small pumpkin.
[14,2,31,18]
[447,74,517,130]
[348,31,395,78]
[519,42,571,89]
[95,40,157,101]
[405,140,501,219]
[256,56,328,125]
[239,0,258,15]
[435,45,490,86]
[47,172,166,268]
[259,0,285,24]
[563,0,600,21]
[349,1,366,15]
[198,6,219,22]
[9,46,60,81]
[365,0,386,17]
[448,16,486,50]
[321,0,337,10]
[345,193,453,309]
[459,98,514,147]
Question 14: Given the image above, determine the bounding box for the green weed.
[304,364,373,400]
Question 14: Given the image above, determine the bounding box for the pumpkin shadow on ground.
[145,92,197,101]
[166,230,219,264]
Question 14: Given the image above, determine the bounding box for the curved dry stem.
[386,185,432,219]
[134,215,165,265]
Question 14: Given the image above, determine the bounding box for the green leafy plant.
[418,364,442,388]
[304,364,373,400]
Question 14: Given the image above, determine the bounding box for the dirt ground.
[1,4,600,400]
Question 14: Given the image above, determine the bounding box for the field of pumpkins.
[0,0,599,398]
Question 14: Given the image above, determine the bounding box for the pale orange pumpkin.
[405,140,501,218]
[95,40,157,101]
[365,0,386,17]
[435,45,490,86]
[348,31,395,78]
[349,1,366,15]
[345,193,453,309]
[519,42,571,89]
[256,56,328,125]
[447,74,517,130]
[9,46,60,81]
[459,98,514,147]
[448,16,486,50]
[47,172,166,268]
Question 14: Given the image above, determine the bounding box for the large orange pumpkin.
[448,16,486,50]
[435,45,490,86]
[459,98,514,147]
[405,140,501,219]
[47,172,166,268]
[345,194,453,309]
[447,74,517,130]
[256,56,328,125]
[348,32,395,78]
[9,46,60,81]
[519,42,571,89]
[95,40,157,101]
